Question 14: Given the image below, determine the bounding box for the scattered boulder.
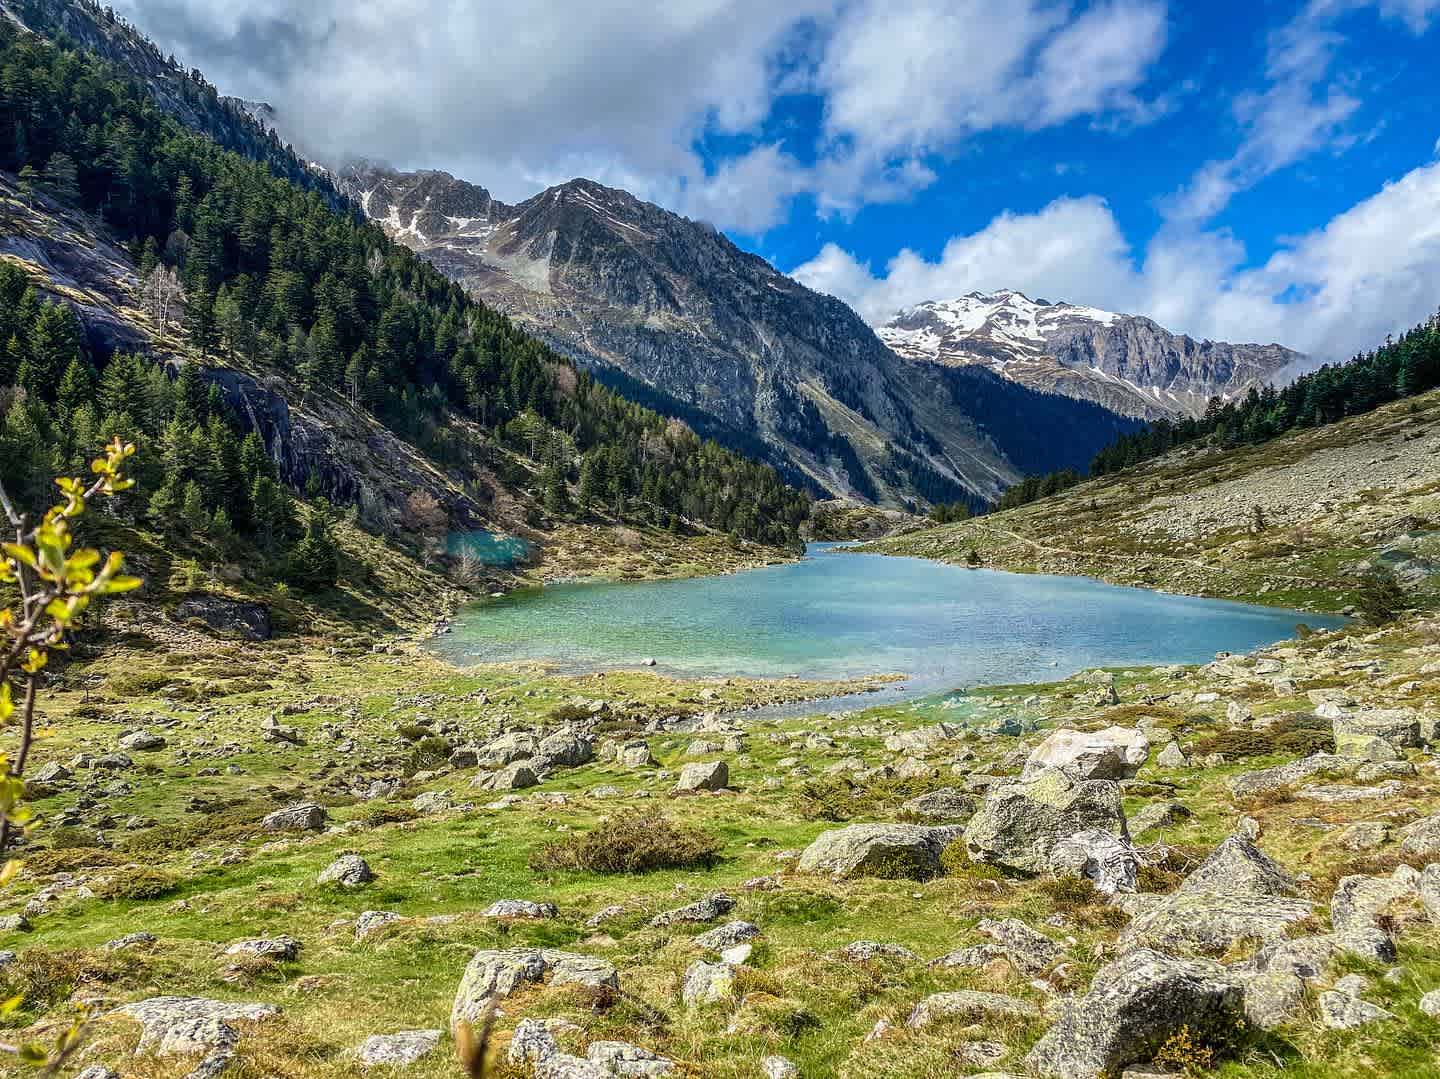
[617,740,656,768]
[976,918,1062,974]
[1398,813,1440,858]
[1025,949,1243,1079]
[1317,990,1396,1029]
[1228,753,1359,800]
[1178,836,1298,898]
[1329,708,1422,757]
[474,762,540,792]
[224,936,300,961]
[412,790,458,814]
[672,761,728,793]
[318,854,374,887]
[175,596,272,640]
[1330,866,1423,936]
[692,920,759,951]
[1239,970,1305,1030]
[900,787,978,822]
[484,899,558,919]
[261,803,328,832]
[118,729,166,752]
[963,771,1128,873]
[1022,726,1149,782]
[838,941,919,963]
[355,910,406,941]
[682,960,736,1005]
[451,949,617,1032]
[650,893,735,927]
[1154,742,1189,769]
[906,990,1038,1029]
[117,996,280,1056]
[356,1029,442,1067]
[796,823,962,880]
[1048,829,1140,895]
[1130,801,1191,835]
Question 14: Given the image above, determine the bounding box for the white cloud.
[791,159,1440,365]
[113,0,1170,233]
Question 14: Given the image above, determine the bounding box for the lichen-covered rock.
[900,787,978,822]
[681,960,735,1005]
[1330,866,1422,936]
[1239,970,1305,1030]
[473,761,539,791]
[1317,990,1396,1029]
[1026,949,1242,1079]
[1048,828,1140,894]
[1228,753,1358,799]
[261,803,328,832]
[796,823,962,880]
[672,760,728,793]
[355,910,406,940]
[450,949,617,1031]
[1328,707,1422,757]
[692,920,759,951]
[587,1039,678,1076]
[117,996,280,1055]
[1398,813,1440,858]
[484,899,558,919]
[224,936,300,961]
[1130,800,1191,834]
[1422,863,1440,923]
[1178,836,1297,898]
[356,1029,442,1067]
[976,918,1062,974]
[963,771,1127,873]
[1122,891,1313,954]
[318,854,374,887]
[905,990,1038,1029]
[649,893,735,927]
[1022,726,1149,782]
[838,941,919,963]
[480,732,539,767]
[1154,742,1189,769]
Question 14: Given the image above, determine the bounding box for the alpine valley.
[3,6,1440,1079]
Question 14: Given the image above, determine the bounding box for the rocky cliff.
[336,166,1138,506]
[879,291,1301,421]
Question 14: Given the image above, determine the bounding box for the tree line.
[994,312,1440,510]
[0,21,808,551]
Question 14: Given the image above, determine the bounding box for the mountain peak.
[879,291,1298,421]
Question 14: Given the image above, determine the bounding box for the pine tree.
[286,510,339,591]
[41,151,79,204]
[56,358,95,415]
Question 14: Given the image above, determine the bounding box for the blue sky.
[118,0,1440,360]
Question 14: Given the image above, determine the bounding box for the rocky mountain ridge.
[879,290,1302,421]
[337,164,1139,506]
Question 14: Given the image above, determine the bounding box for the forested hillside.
[0,21,809,569]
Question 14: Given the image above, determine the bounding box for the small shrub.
[92,867,179,901]
[531,812,721,873]
[1153,1024,1216,1074]
[406,735,452,775]
[21,847,129,876]
[1036,875,1103,912]
[395,722,430,742]
[359,801,419,826]
[549,703,593,724]
[1355,566,1409,625]
[791,775,933,823]
[0,949,137,1012]
[106,670,174,697]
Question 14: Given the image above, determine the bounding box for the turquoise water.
[447,530,532,567]
[432,543,1343,694]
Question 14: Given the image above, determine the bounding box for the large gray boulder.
[963,771,1127,873]
[480,732,539,767]
[1330,866,1423,936]
[672,760,728,793]
[1178,836,1298,898]
[900,787,978,822]
[1327,707,1422,757]
[1398,812,1440,858]
[1422,863,1440,923]
[1123,890,1314,954]
[905,989,1039,1029]
[975,918,1063,974]
[1026,949,1243,1079]
[472,762,539,791]
[355,1029,442,1067]
[536,730,594,768]
[318,854,374,887]
[450,949,617,1032]
[116,996,280,1056]
[1048,829,1140,895]
[1229,753,1359,800]
[796,823,963,880]
[1022,726,1149,782]
[261,803,328,832]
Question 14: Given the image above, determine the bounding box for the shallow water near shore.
[430,544,1344,706]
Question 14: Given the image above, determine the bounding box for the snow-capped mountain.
[879,291,1301,420]
[336,164,1140,506]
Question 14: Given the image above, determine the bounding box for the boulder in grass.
[1022,726,1149,782]
[906,990,1039,1029]
[1049,829,1140,895]
[963,770,1127,874]
[1328,707,1422,757]
[797,823,963,880]
[356,1029,442,1067]
[1026,949,1243,1079]
[261,803,328,832]
[117,996,280,1056]
[672,761,728,793]
[318,854,374,887]
[451,949,617,1033]
[1178,836,1298,898]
